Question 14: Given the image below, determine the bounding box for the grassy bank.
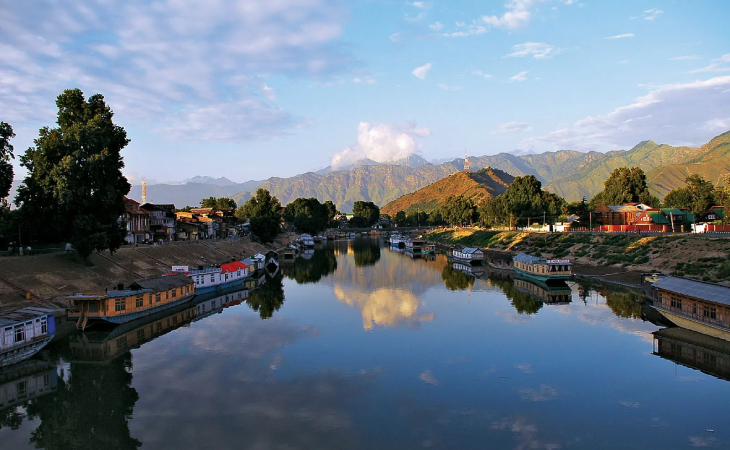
[425,229,730,284]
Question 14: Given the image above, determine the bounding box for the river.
[1,237,729,449]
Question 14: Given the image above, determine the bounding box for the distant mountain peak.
[184,176,237,187]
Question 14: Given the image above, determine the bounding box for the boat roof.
[653,276,730,306]
[130,274,192,291]
[459,247,481,254]
[0,307,54,327]
[220,261,248,273]
[514,253,544,265]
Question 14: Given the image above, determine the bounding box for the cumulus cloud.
[643,8,663,20]
[510,71,529,82]
[330,122,431,169]
[522,75,730,151]
[505,42,558,59]
[412,63,433,79]
[0,0,348,141]
[491,121,533,134]
[606,33,635,39]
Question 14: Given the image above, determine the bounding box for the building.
[592,203,652,226]
[122,197,151,244]
[142,203,176,242]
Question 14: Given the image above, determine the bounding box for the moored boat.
[389,233,406,248]
[449,247,484,265]
[176,261,250,294]
[67,274,195,330]
[299,234,315,247]
[0,307,56,368]
[513,253,572,281]
[405,238,425,254]
[422,243,436,255]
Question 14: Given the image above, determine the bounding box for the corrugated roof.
[221,261,248,273]
[654,276,730,306]
[607,205,643,213]
[132,274,192,292]
[461,247,481,254]
[0,307,54,327]
[514,253,544,265]
[644,211,669,224]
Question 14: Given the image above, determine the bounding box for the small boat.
[0,307,56,368]
[299,234,315,247]
[450,247,484,265]
[389,234,406,248]
[422,243,436,255]
[313,235,325,243]
[67,274,196,330]
[404,238,425,254]
[512,253,572,281]
[176,261,251,294]
[282,245,298,260]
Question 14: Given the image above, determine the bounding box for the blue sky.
[1,0,729,184]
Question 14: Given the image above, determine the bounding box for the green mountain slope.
[381,168,514,216]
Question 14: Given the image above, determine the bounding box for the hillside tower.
[463,153,473,173]
[141,180,147,204]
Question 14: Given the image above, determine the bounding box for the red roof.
[220,261,248,274]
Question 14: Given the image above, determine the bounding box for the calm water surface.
[2,237,730,449]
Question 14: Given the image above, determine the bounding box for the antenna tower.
[463,151,472,172]
[141,181,147,204]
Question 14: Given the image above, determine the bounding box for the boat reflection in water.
[451,262,486,279]
[513,274,573,305]
[653,327,730,382]
[0,360,57,412]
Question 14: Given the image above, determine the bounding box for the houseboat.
[513,275,572,304]
[194,287,250,322]
[0,307,56,368]
[175,261,250,294]
[645,275,730,341]
[0,360,57,410]
[67,274,195,330]
[422,243,436,255]
[299,234,315,247]
[281,245,298,260]
[450,247,485,265]
[389,233,406,248]
[652,327,730,382]
[405,238,425,254]
[513,253,572,281]
[314,235,326,243]
[452,262,486,278]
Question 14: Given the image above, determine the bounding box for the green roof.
[710,208,725,220]
[661,208,695,224]
[646,211,669,224]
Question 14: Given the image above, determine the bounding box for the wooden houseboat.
[485,250,513,271]
[646,275,730,341]
[389,234,406,248]
[0,307,56,368]
[653,327,730,382]
[513,275,572,304]
[405,238,425,254]
[299,234,315,247]
[513,253,572,281]
[449,247,485,265]
[67,274,195,330]
[422,243,436,255]
[452,262,486,278]
[0,360,57,410]
[175,261,250,295]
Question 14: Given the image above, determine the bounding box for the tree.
[684,174,716,215]
[16,89,131,259]
[566,197,590,227]
[663,187,694,210]
[323,200,337,227]
[394,211,408,227]
[440,195,476,226]
[428,209,445,226]
[284,197,330,235]
[350,201,379,228]
[200,197,236,210]
[241,188,282,243]
[589,167,659,209]
[0,122,15,204]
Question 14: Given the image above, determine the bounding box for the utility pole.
[670,211,675,234]
[543,210,546,231]
[589,212,592,231]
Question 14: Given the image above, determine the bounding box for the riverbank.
[0,234,295,309]
[425,229,730,287]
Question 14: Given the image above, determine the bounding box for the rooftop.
[0,307,55,327]
[654,276,730,306]
[514,253,545,265]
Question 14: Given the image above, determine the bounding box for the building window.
[115,299,126,312]
[704,305,711,318]
[16,381,27,397]
[676,298,682,310]
[711,307,717,320]
[171,289,176,298]
[14,326,25,343]
[136,296,144,308]
[692,304,698,315]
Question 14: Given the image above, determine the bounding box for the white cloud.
[492,121,533,134]
[618,59,630,64]
[670,55,701,61]
[606,33,635,39]
[505,42,558,59]
[473,70,493,79]
[523,75,730,151]
[643,8,663,20]
[0,0,348,141]
[690,54,730,74]
[429,21,444,31]
[719,54,730,63]
[510,71,529,82]
[330,122,431,169]
[412,62,433,79]
[481,0,541,30]
[404,11,428,22]
[409,1,432,8]
[389,32,402,43]
[438,84,462,91]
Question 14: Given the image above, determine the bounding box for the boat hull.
[0,335,54,368]
[93,294,196,325]
[195,278,246,294]
[514,267,571,281]
[655,307,730,341]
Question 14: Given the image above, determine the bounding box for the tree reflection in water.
[351,238,381,267]
[25,353,141,450]
[488,276,543,315]
[246,273,286,319]
[441,264,475,291]
[606,292,643,319]
[281,248,337,284]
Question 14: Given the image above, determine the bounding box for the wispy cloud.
[472,70,493,79]
[412,62,433,80]
[443,0,575,37]
[389,32,402,43]
[429,21,444,31]
[404,11,428,22]
[492,121,533,134]
[510,71,529,82]
[690,54,730,73]
[643,8,663,20]
[523,75,730,151]
[505,42,558,59]
[670,55,701,61]
[618,59,630,64]
[606,33,635,39]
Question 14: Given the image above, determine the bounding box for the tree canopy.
[0,122,15,204]
[241,188,282,243]
[589,167,659,209]
[478,175,566,227]
[440,195,476,226]
[200,197,236,210]
[350,201,380,228]
[283,197,332,235]
[16,89,130,259]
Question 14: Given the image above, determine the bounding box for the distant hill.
[127,179,263,208]
[381,168,514,216]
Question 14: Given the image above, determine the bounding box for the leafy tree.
[589,167,659,209]
[406,210,428,227]
[323,200,338,227]
[200,197,237,210]
[241,188,282,243]
[684,174,716,215]
[428,209,445,226]
[440,195,476,226]
[663,187,694,210]
[566,197,590,227]
[284,197,330,235]
[0,122,15,204]
[16,89,130,259]
[394,210,408,227]
[350,201,379,228]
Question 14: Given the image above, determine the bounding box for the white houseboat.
[299,234,315,247]
[179,261,250,295]
[0,307,56,368]
[450,247,485,265]
[389,233,406,248]
[513,253,572,281]
[405,238,425,254]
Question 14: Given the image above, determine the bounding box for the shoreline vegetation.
[425,228,730,288]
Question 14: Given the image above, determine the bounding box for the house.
[142,203,176,242]
[660,208,694,232]
[123,197,151,244]
[635,210,669,231]
[697,206,725,224]
[592,204,648,226]
[189,208,237,238]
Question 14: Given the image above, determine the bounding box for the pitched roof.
[654,276,730,306]
[514,253,544,265]
[643,211,669,224]
[130,274,192,291]
[460,247,482,254]
[220,261,248,273]
[0,307,54,327]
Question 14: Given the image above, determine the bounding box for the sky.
[1,0,729,184]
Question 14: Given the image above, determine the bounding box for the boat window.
[136,296,144,308]
[171,289,177,298]
[115,299,126,312]
[14,326,25,343]
[41,319,48,334]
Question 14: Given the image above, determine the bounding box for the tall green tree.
[284,197,330,235]
[589,167,659,209]
[16,89,131,259]
[0,122,15,205]
[394,210,408,227]
[241,188,282,243]
[440,195,476,226]
[200,196,236,210]
[350,201,379,228]
[663,187,694,210]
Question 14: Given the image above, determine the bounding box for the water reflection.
[441,264,476,291]
[281,247,337,284]
[0,361,57,430]
[333,285,434,330]
[653,327,730,381]
[246,273,286,319]
[488,275,543,315]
